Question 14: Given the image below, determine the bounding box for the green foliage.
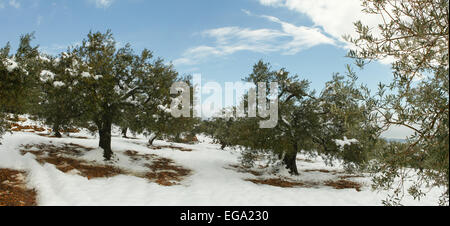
[202,109,240,150]
[317,68,382,170]
[130,72,198,145]
[0,33,40,139]
[67,30,186,159]
[33,52,87,136]
[1,30,196,159]
[346,0,449,205]
[215,61,381,175]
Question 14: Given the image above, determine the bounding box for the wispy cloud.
[8,0,20,8]
[90,0,114,8]
[174,12,335,66]
[258,0,389,63]
[258,0,382,43]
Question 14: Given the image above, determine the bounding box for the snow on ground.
[0,117,445,206]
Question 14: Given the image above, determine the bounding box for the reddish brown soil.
[149,145,192,152]
[228,164,264,176]
[0,169,37,206]
[9,124,47,132]
[124,149,191,186]
[145,158,191,186]
[20,143,191,186]
[325,180,362,192]
[338,175,364,180]
[20,143,122,179]
[303,169,340,174]
[246,178,317,188]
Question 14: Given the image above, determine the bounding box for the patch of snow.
[53,81,65,87]
[0,116,445,206]
[3,58,19,72]
[40,70,55,82]
[38,55,51,63]
[334,137,359,150]
[158,105,172,114]
[94,75,103,80]
[53,58,61,66]
[65,68,77,76]
[81,72,91,78]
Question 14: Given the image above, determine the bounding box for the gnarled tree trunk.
[148,133,158,146]
[283,152,299,175]
[283,142,299,175]
[98,115,113,161]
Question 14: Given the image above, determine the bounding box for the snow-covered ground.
[0,117,445,206]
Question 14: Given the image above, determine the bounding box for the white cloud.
[0,1,5,9]
[259,0,284,6]
[258,0,382,43]
[258,0,397,65]
[260,15,335,54]
[90,0,114,8]
[8,0,20,8]
[175,0,392,66]
[174,14,335,66]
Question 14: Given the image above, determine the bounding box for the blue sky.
[0,0,394,90]
[0,0,408,137]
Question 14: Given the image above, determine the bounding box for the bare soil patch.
[227,164,264,176]
[9,121,80,135]
[20,143,122,179]
[124,150,191,186]
[325,180,362,192]
[9,123,48,133]
[246,177,363,191]
[149,160,190,186]
[149,145,193,152]
[19,143,191,186]
[124,150,157,161]
[0,169,37,206]
[230,164,363,191]
[303,169,341,174]
[246,178,318,188]
[21,143,94,157]
[40,156,123,179]
[338,175,365,180]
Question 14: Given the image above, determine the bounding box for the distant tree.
[202,108,240,150]
[135,76,198,145]
[346,0,449,205]
[231,61,380,175]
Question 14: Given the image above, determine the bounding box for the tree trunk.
[283,151,299,175]
[98,117,113,161]
[121,127,128,138]
[148,134,158,146]
[283,142,299,175]
[53,124,62,138]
